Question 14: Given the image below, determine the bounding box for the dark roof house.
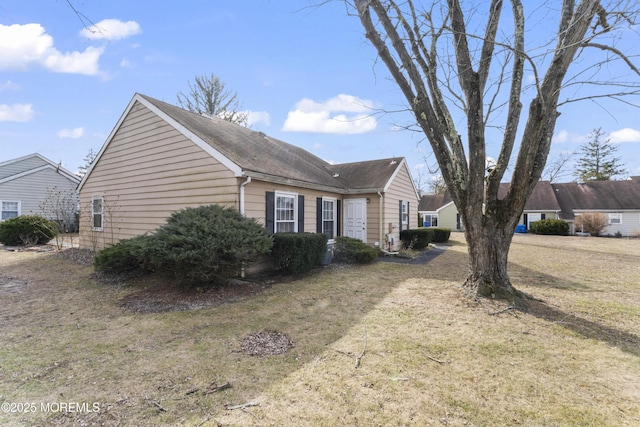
[78,93,420,251]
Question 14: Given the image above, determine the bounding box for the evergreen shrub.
[529,219,569,236]
[333,236,377,263]
[400,228,433,250]
[271,232,328,274]
[0,215,58,245]
[431,228,451,243]
[93,205,273,286]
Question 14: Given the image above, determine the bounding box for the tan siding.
[79,101,238,250]
[382,163,420,250]
[243,180,342,233]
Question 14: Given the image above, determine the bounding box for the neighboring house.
[77,93,419,252]
[418,178,640,236]
[0,153,80,228]
[418,191,461,230]
[552,178,640,236]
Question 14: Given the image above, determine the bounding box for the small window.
[1,201,20,220]
[609,213,622,224]
[92,197,104,231]
[275,192,296,233]
[401,201,409,226]
[322,198,336,240]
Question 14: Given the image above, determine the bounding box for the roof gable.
[0,153,80,185]
[80,93,415,194]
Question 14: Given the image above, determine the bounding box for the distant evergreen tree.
[77,148,97,179]
[574,128,626,181]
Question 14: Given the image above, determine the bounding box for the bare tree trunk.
[462,220,521,304]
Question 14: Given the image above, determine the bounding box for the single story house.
[0,153,80,228]
[552,178,640,236]
[418,178,640,236]
[77,93,419,252]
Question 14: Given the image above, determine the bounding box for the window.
[422,214,438,227]
[1,201,20,220]
[92,197,104,230]
[275,192,296,233]
[322,197,336,239]
[609,213,622,225]
[401,201,409,226]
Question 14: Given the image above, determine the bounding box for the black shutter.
[407,202,410,230]
[336,200,341,237]
[399,200,403,234]
[316,197,323,233]
[265,191,274,234]
[298,195,304,233]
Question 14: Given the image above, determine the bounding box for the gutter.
[239,176,252,215]
[378,191,383,248]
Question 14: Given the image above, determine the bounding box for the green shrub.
[400,228,433,250]
[93,235,152,273]
[529,219,569,236]
[93,204,273,286]
[271,233,328,274]
[333,236,378,264]
[431,228,451,243]
[0,215,58,245]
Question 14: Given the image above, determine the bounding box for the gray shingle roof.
[140,94,402,192]
[552,180,640,219]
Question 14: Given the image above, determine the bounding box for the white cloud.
[282,94,378,134]
[609,127,640,143]
[0,103,34,122]
[246,111,271,127]
[0,80,20,91]
[553,130,587,144]
[57,127,84,139]
[0,23,103,75]
[80,19,141,40]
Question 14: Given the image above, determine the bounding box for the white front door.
[344,198,367,243]
[527,213,541,230]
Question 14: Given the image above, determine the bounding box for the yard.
[1,233,639,426]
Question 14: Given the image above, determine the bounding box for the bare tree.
[543,151,573,183]
[353,0,640,305]
[428,174,447,195]
[177,73,249,126]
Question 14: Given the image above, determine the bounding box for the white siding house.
[0,153,80,228]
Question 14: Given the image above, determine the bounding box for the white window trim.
[401,200,409,226]
[1,200,21,221]
[608,212,622,225]
[92,196,104,231]
[274,191,297,233]
[322,196,337,242]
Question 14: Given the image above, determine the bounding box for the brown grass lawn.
[1,233,639,426]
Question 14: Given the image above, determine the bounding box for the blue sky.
[2,1,639,188]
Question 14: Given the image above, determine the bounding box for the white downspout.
[239,176,251,278]
[239,176,252,215]
[378,191,383,248]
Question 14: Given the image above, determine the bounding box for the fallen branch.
[355,323,368,368]
[490,305,517,316]
[426,355,445,364]
[224,401,260,410]
[150,400,167,412]
[204,382,231,394]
